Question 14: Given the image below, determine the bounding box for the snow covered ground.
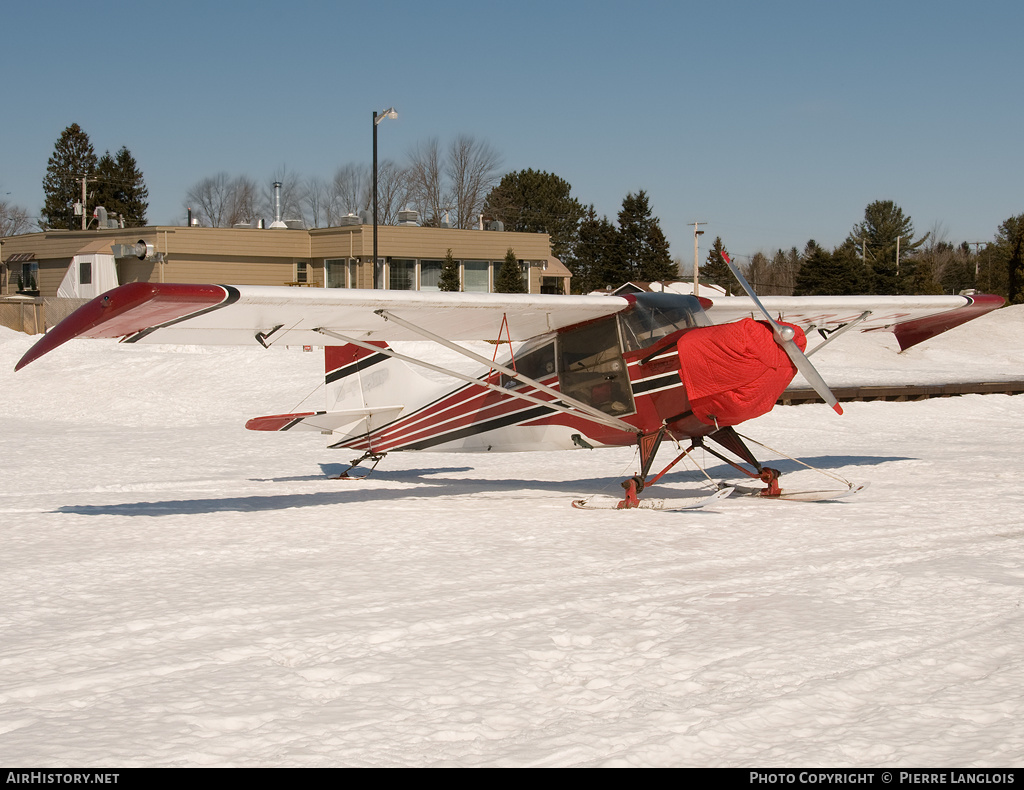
[1,307,1023,767]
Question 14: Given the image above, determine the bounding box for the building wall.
[3,224,566,296]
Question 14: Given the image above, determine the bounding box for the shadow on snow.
[52,454,911,518]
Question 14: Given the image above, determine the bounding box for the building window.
[79,261,92,285]
[389,258,415,290]
[419,259,443,291]
[463,260,489,293]
[326,258,346,288]
[295,261,308,283]
[20,262,38,291]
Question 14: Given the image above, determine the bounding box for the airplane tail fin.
[325,341,436,411]
[246,341,439,441]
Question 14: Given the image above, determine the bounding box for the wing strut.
[804,311,871,358]
[313,327,636,435]
[374,309,637,432]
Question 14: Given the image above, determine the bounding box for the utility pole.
[689,221,707,296]
[966,241,986,280]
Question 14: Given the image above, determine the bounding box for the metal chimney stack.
[273,181,283,224]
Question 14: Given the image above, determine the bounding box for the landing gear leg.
[617,428,666,509]
[336,451,388,479]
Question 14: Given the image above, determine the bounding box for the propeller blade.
[721,252,843,415]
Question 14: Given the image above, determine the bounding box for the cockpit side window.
[557,319,634,416]
[500,341,556,389]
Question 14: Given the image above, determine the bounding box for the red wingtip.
[892,293,1005,351]
[833,403,844,416]
[721,251,731,264]
[15,283,230,371]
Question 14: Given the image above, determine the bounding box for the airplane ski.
[729,482,868,501]
[571,487,734,511]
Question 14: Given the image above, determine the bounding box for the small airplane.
[16,254,1003,510]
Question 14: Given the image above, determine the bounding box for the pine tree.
[568,205,618,293]
[998,214,1024,304]
[793,240,869,295]
[847,200,929,294]
[42,123,97,230]
[438,248,461,292]
[700,236,735,294]
[494,248,526,293]
[483,169,583,260]
[93,146,148,226]
[746,252,771,292]
[639,221,677,282]
[793,240,832,295]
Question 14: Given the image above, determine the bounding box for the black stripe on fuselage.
[631,372,682,395]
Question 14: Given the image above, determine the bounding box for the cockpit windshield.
[618,293,711,353]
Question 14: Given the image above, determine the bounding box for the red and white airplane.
[16,254,1003,509]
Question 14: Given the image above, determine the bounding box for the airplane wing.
[701,293,1004,351]
[16,283,1004,371]
[16,282,630,370]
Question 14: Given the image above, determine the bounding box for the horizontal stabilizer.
[245,406,404,433]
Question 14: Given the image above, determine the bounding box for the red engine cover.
[676,318,805,427]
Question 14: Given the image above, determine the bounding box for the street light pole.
[372,107,397,289]
[689,221,706,296]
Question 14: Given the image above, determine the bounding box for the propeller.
[721,252,843,415]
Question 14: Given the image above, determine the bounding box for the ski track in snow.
[1,308,1023,767]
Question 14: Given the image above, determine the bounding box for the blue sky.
[3,0,1021,268]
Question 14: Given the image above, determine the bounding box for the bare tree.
[184,173,260,227]
[184,172,233,227]
[301,176,331,228]
[406,138,447,225]
[447,135,501,229]
[228,176,260,226]
[329,163,371,223]
[1,199,33,236]
[375,159,411,226]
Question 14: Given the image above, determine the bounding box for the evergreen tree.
[976,241,1008,297]
[568,205,618,293]
[936,242,977,295]
[42,123,97,230]
[765,247,801,295]
[745,252,771,292]
[793,240,869,295]
[93,146,148,226]
[700,236,735,294]
[997,214,1024,304]
[438,248,461,292]
[847,200,929,294]
[792,240,832,295]
[613,190,673,283]
[639,221,677,282]
[494,248,526,293]
[483,169,584,260]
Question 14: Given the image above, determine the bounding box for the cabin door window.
[557,320,634,416]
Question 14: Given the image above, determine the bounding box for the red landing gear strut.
[617,426,782,508]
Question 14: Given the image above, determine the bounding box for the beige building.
[0,223,571,298]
